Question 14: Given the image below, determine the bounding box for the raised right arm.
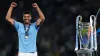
[6,2,17,25]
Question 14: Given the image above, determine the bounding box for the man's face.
[23,14,31,24]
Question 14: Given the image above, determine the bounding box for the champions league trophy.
[75,15,97,56]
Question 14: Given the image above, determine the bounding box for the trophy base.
[76,49,93,56]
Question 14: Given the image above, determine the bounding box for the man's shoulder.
[31,22,36,25]
[14,20,23,24]
[14,21,24,27]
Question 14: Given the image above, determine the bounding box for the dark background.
[0,0,100,56]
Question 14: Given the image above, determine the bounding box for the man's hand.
[10,2,17,7]
[32,3,39,8]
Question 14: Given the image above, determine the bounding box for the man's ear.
[23,17,24,20]
[30,17,32,20]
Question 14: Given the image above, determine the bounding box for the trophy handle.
[90,15,97,51]
[75,15,83,51]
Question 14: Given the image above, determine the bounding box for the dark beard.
[24,19,30,25]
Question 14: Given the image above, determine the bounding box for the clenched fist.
[32,3,39,8]
[10,2,17,7]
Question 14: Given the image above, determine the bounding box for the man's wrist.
[35,7,39,9]
[10,6,14,8]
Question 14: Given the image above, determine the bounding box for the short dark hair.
[23,11,31,16]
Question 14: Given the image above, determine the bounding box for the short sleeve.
[33,22,40,30]
[14,20,20,30]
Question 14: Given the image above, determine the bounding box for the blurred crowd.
[0,0,100,56]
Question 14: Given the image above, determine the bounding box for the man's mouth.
[24,19,30,24]
[24,19,29,21]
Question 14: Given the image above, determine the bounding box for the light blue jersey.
[14,20,39,53]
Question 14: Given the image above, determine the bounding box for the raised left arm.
[32,3,45,26]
